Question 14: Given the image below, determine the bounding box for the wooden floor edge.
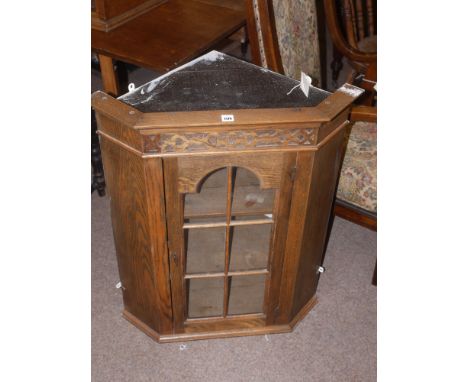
[122,295,318,343]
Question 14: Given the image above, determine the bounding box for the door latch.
[170,252,178,265]
[289,165,297,181]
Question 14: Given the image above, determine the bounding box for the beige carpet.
[92,193,376,381]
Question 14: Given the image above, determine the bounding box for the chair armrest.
[324,0,377,64]
[350,106,377,123]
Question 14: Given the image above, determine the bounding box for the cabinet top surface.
[118,51,330,113]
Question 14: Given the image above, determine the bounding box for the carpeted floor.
[92,193,376,382]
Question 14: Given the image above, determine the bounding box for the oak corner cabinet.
[91,51,363,343]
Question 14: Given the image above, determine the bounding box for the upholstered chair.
[245,0,322,85]
[336,106,376,229]
[324,0,377,229]
[245,0,377,231]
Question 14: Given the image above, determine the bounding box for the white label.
[300,72,312,97]
[221,114,235,122]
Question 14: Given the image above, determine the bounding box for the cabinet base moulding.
[122,296,318,343]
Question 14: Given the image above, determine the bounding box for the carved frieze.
[143,128,316,154]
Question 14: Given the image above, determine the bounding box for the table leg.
[372,260,377,286]
[98,54,120,96]
[240,26,249,59]
[92,55,129,196]
[331,46,343,89]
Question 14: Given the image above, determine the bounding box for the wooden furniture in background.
[324,0,377,231]
[372,261,377,286]
[92,0,246,97]
[91,0,246,196]
[91,110,106,196]
[245,0,283,72]
[335,105,376,230]
[91,51,363,342]
[324,0,376,101]
[243,0,376,230]
[92,0,167,32]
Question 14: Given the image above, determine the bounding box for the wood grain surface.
[92,0,167,31]
[92,54,360,340]
[92,0,246,72]
[175,152,284,193]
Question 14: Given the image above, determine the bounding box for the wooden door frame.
[163,152,295,332]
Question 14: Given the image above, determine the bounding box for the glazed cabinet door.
[163,152,296,332]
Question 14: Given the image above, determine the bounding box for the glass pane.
[187,277,224,318]
[229,224,271,271]
[184,216,226,226]
[232,168,274,216]
[185,227,225,274]
[228,274,266,315]
[184,168,227,218]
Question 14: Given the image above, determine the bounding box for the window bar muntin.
[185,268,269,279]
[262,188,281,314]
[183,218,273,229]
[223,166,234,317]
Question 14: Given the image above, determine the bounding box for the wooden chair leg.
[91,110,106,196]
[115,60,129,94]
[92,56,129,197]
[331,46,343,88]
[372,260,377,286]
[322,205,336,266]
[98,54,120,96]
[240,26,249,59]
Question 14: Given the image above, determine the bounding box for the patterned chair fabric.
[250,1,376,214]
[336,121,377,213]
[252,0,322,85]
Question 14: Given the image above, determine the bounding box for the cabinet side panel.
[143,158,173,334]
[100,135,160,332]
[276,151,315,324]
[265,152,296,325]
[162,157,186,333]
[291,128,346,318]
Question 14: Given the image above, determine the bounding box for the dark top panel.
[118,51,330,112]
